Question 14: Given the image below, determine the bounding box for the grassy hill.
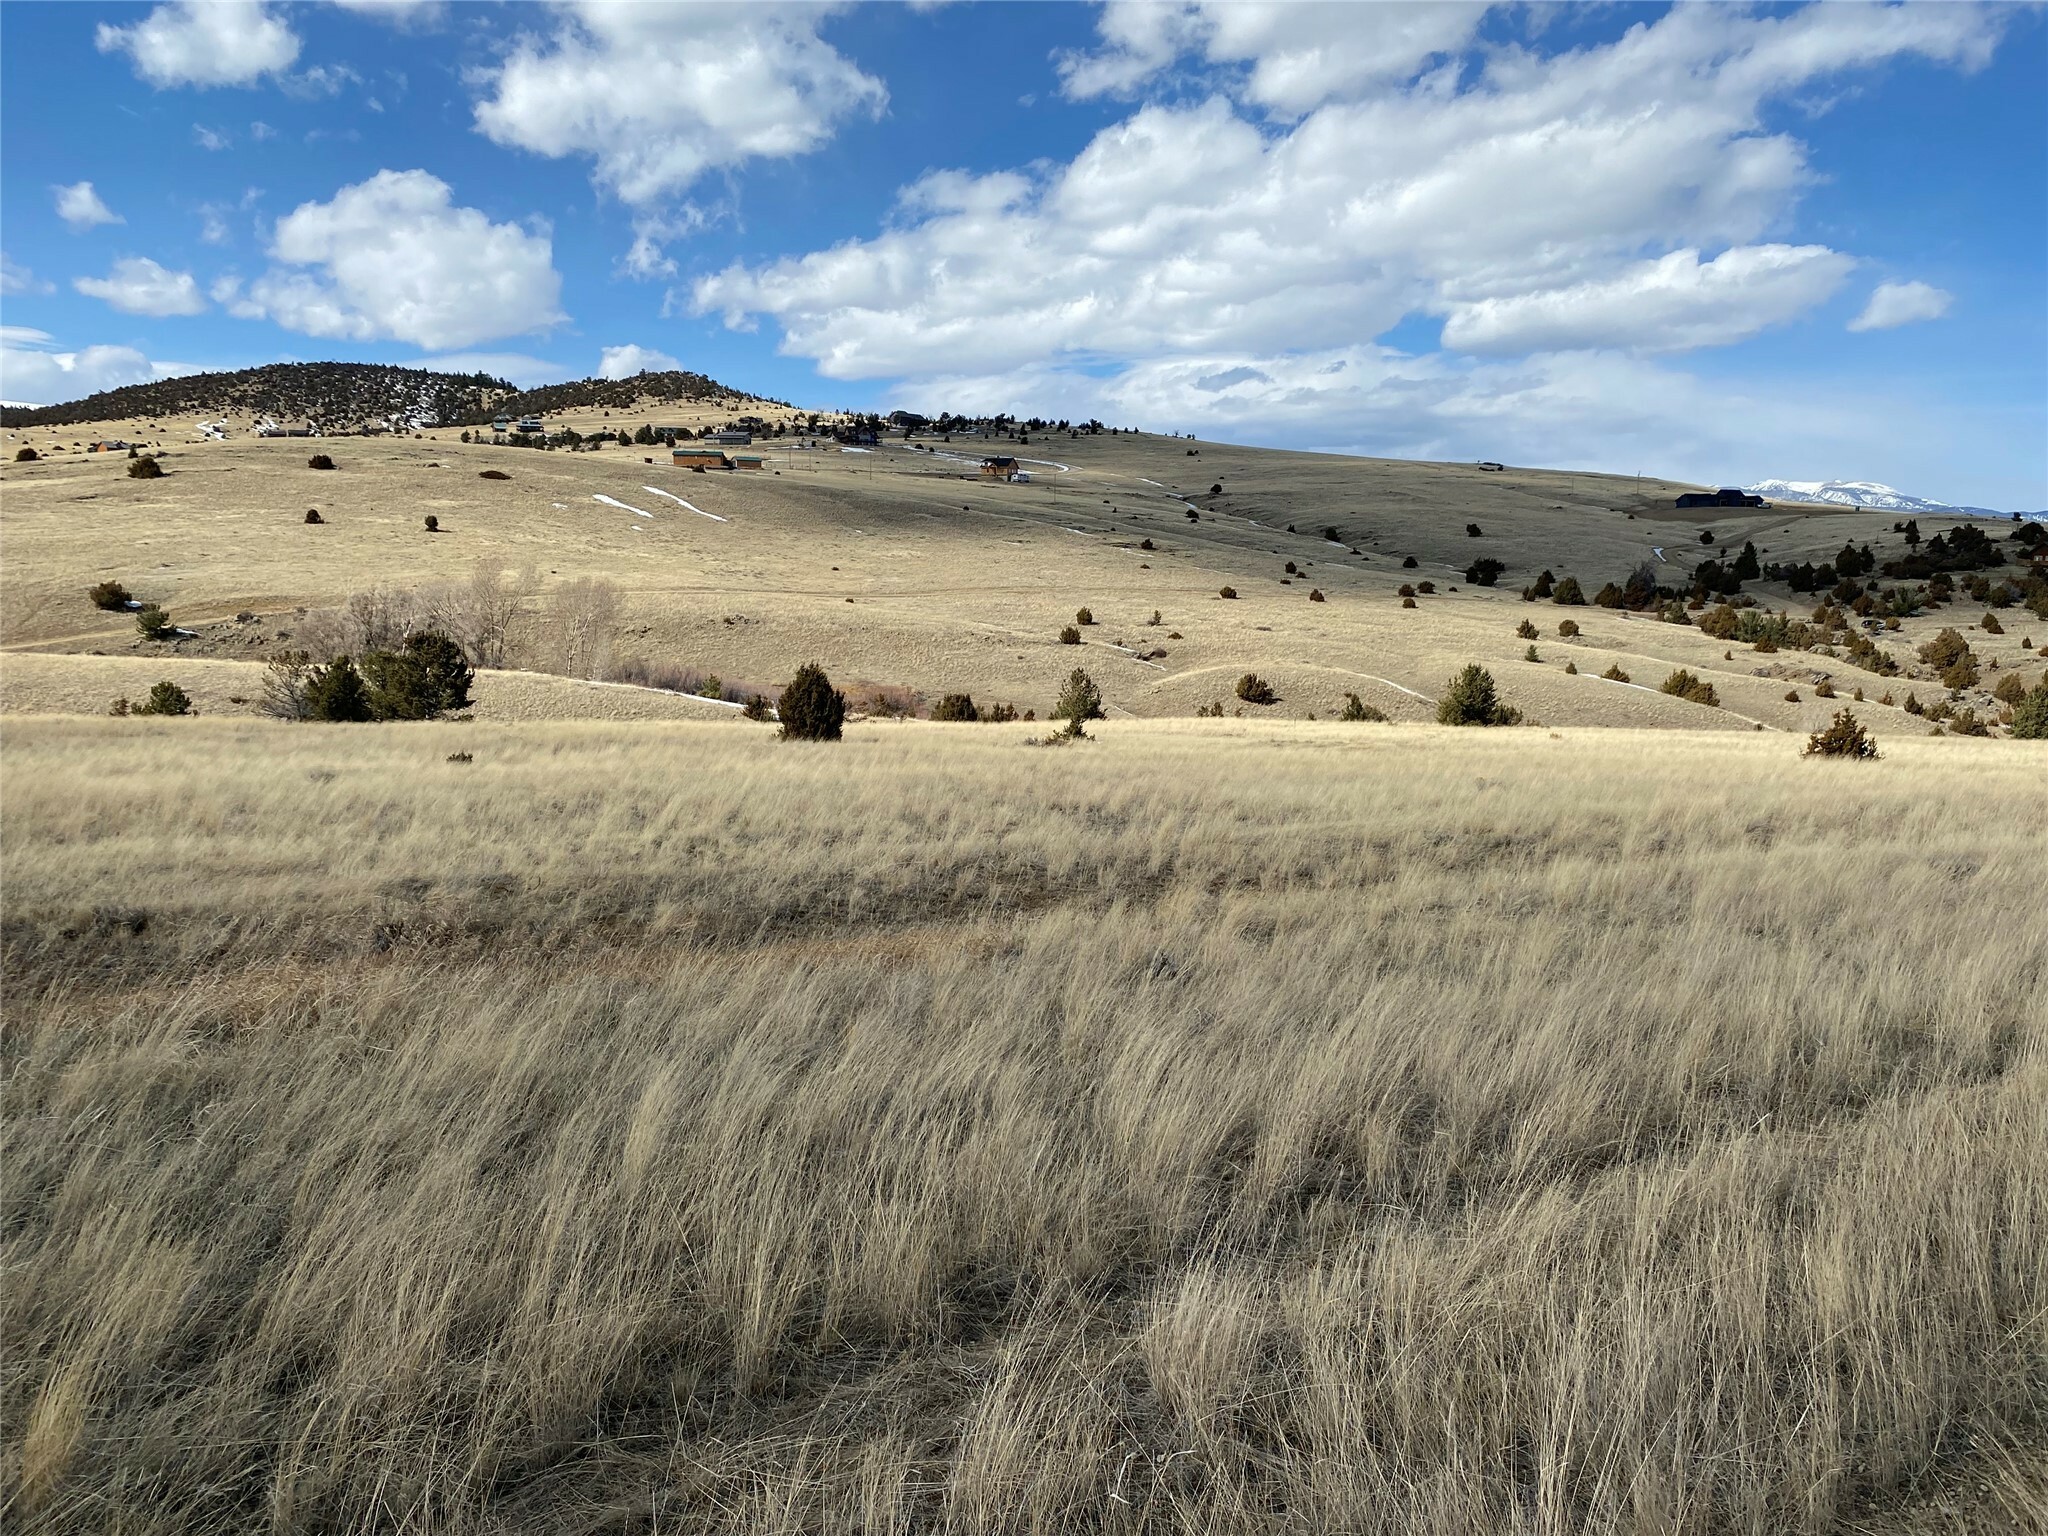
[0,361,773,434]
[2,420,2039,734]
[0,361,515,432]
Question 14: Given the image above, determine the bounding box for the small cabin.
[729,453,764,470]
[981,456,1020,481]
[491,415,511,433]
[672,447,728,469]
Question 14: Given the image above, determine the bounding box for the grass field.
[7,421,2038,733]
[4,717,2043,1533]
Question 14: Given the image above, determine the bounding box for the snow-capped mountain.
[1747,479,1952,513]
[1745,479,2046,520]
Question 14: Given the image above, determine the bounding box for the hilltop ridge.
[0,361,770,433]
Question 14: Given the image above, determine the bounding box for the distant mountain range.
[1746,479,2045,521]
[0,362,768,432]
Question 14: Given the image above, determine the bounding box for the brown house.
[981,456,1020,481]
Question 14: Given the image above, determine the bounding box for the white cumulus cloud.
[96,0,300,89]
[229,169,564,350]
[1848,279,1954,332]
[1442,246,1856,355]
[54,182,123,231]
[1060,0,1489,115]
[0,329,198,407]
[471,0,886,206]
[598,343,681,378]
[74,257,208,317]
[2,253,55,295]
[698,3,2003,384]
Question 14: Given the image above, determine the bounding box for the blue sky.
[2,1,2042,508]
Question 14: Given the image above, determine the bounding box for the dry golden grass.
[4,717,2043,1533]
[11,427,2034,732]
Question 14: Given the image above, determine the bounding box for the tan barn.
[980,456,1020,481]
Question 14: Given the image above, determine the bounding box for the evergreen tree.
[303,657,373,722]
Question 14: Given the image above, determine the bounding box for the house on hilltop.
[1675,488,1767,509]
[981,456,1021,482]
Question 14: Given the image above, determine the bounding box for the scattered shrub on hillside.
[127,455,163,479]
[1531,570,1555,599]
[1785,690,1802,703]
[1148,610,1163,626]
[1217,587,1239,600]
[740,694,774,722]
[1235,673,1276,705]
[1140,538,1154,551]
[1417,581,1436,595]
[14,446,37,462]
[107,697,129,716]
[132,680,192,717]
[1558,619,1580,638]
[1564,661,1578,674]
[1437,665,1521,726]
[308,454,335,471]
[1308,589,1325,602]
[1196,701,1225,717]
[1285,561,1298,575]
[1552,576,1586,605]
[1592,581,1624,608]
[1941,653,1981,691]
[1466,522,1483,537]
[981,702,1018,723]
[1059,625,1082,645]
[1917,628,1971,671]
[304,509,324,524]
[89,580,132,610]
[479,469,510,481]
[1399,584,1417,599]
[778,662,846,741]
[1402,555,1418,568]
[931,693,979,722]
[1980,611,2003,634]
[1401,596,1417,609]
[361,631,473,720]
[1339,693,1387,722]
[135,604,172,640]
[303,657,374,722]
[1660,669,1720,707]
[1186,509,1199,522]
[1993,673,2029,706]
[1053,668,1104,736]
[1516,619,1539,639]
[1902,692,1925,715]
[1601,663,1631,683]
[1524,645,1541,662]
[1209,483,1222,496]
[2008,681,2048,738]
[1813,678,1836,698]
[1466,557,1505,585]
[424,515,439,533]
[1075,607,1094,626]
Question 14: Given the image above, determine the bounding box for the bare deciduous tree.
[547,577,621,680]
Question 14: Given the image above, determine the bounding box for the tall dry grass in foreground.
[3,719,2044,1534]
